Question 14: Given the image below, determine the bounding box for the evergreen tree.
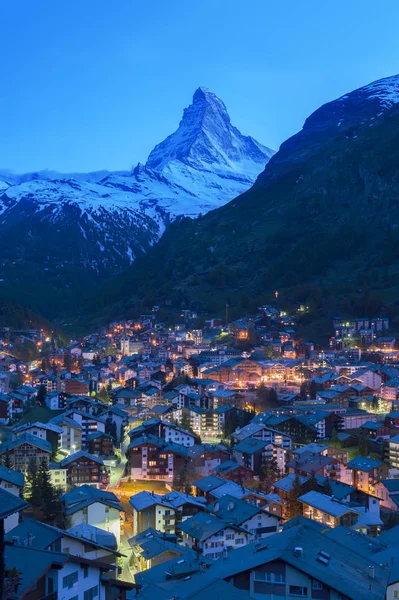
[306,471,318,492]
[330,427,340,447]
[259,458,279,494]
[37,384,47,406]
[359,430,370,457]
[323,477,333,496]
[37,459,59,520]
[25,457,40,504]
[309,380,317,399]
[105,418,118,443]
[172,468,188,492]
[97,387,111,404]
[286,474,303,520]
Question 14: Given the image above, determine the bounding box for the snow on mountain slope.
[100,87,274,217]
[0,88,273,297]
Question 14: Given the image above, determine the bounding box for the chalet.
[207,494,281,538]
[62,409,106,448]
[344,457,388,495]
[5,518,122,578]
[59,450,105,487]
[50,414,82,456]
[177,511,251,559]
[374,479,399,516]
[0,433,51,473]
[128,528,193,572]
[126,434,187,482]
[232,437,275,473]
[87,431,115,457]
[213,459,255,482]
[101,405,130,441]
[45,390,68,410]
[129,490,206,537]
[0,465,24,532]
[4,539,135,599]
[12,420,63,449]
[359,420,390,439]
[60,484,123,546]
[299,490,360,528]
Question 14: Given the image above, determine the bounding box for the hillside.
[88,75,399,331]
[0,88,273,321]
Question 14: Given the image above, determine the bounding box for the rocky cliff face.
[0,88,273,319]
[91,74,399,327]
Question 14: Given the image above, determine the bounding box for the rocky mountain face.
[0,89,273,319]
[93,74,399,329]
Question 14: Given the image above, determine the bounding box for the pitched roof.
[233,437,269,454]
[177,511,243,541]
[59,450,104,467]
[299,490,361,518]
[347,457,383,472]
[129,490,206,512]
[61,484,122,514]
[0,465,24,487]
[5,545,68,596]
[0,432,52,454]
[208,494,263,524]
[0,487,28,519]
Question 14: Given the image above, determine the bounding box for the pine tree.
[37,459,59,520]
[37,384,47,406]
[330,427,340,448]
[309,381,317,399]
[25,457,40,504]
[323,477,333,496]
[359,430,369,457]
[259,458,279,493]
[306,471,318,492]
[286,474,303,520]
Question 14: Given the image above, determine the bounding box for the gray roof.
[0,432,52,454]
[5,545,67,595]
[0,487,28,519]
[0,465,24,487]
[59,450,104,467]
[68,522,118,550]
[207,494,265,525]
[61,484,122,515]
[273,473,308,493]
[298,491,361,517]
[233,437,269,454]
[177,511,244,542]
[129,490,206,512]
[294,442,329,455]
[347,457,383,472]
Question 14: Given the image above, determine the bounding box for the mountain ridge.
[0,88,273,321]
[87,73,399,331]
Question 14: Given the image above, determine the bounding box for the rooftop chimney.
[368,565,375,579]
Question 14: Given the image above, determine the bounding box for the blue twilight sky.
[2,0,399,173]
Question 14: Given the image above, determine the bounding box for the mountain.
[92,74,399,331]
[0,88,273,320]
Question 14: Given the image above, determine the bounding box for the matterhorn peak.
[146,87,273,174]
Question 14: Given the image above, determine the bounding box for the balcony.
[162,513,175,521]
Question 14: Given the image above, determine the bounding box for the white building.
[49,463,68,491]
[61,484,123,546]
[0,465,25,532]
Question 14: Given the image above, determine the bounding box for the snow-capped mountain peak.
[0,87,274,290]
[146,87,274,177]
